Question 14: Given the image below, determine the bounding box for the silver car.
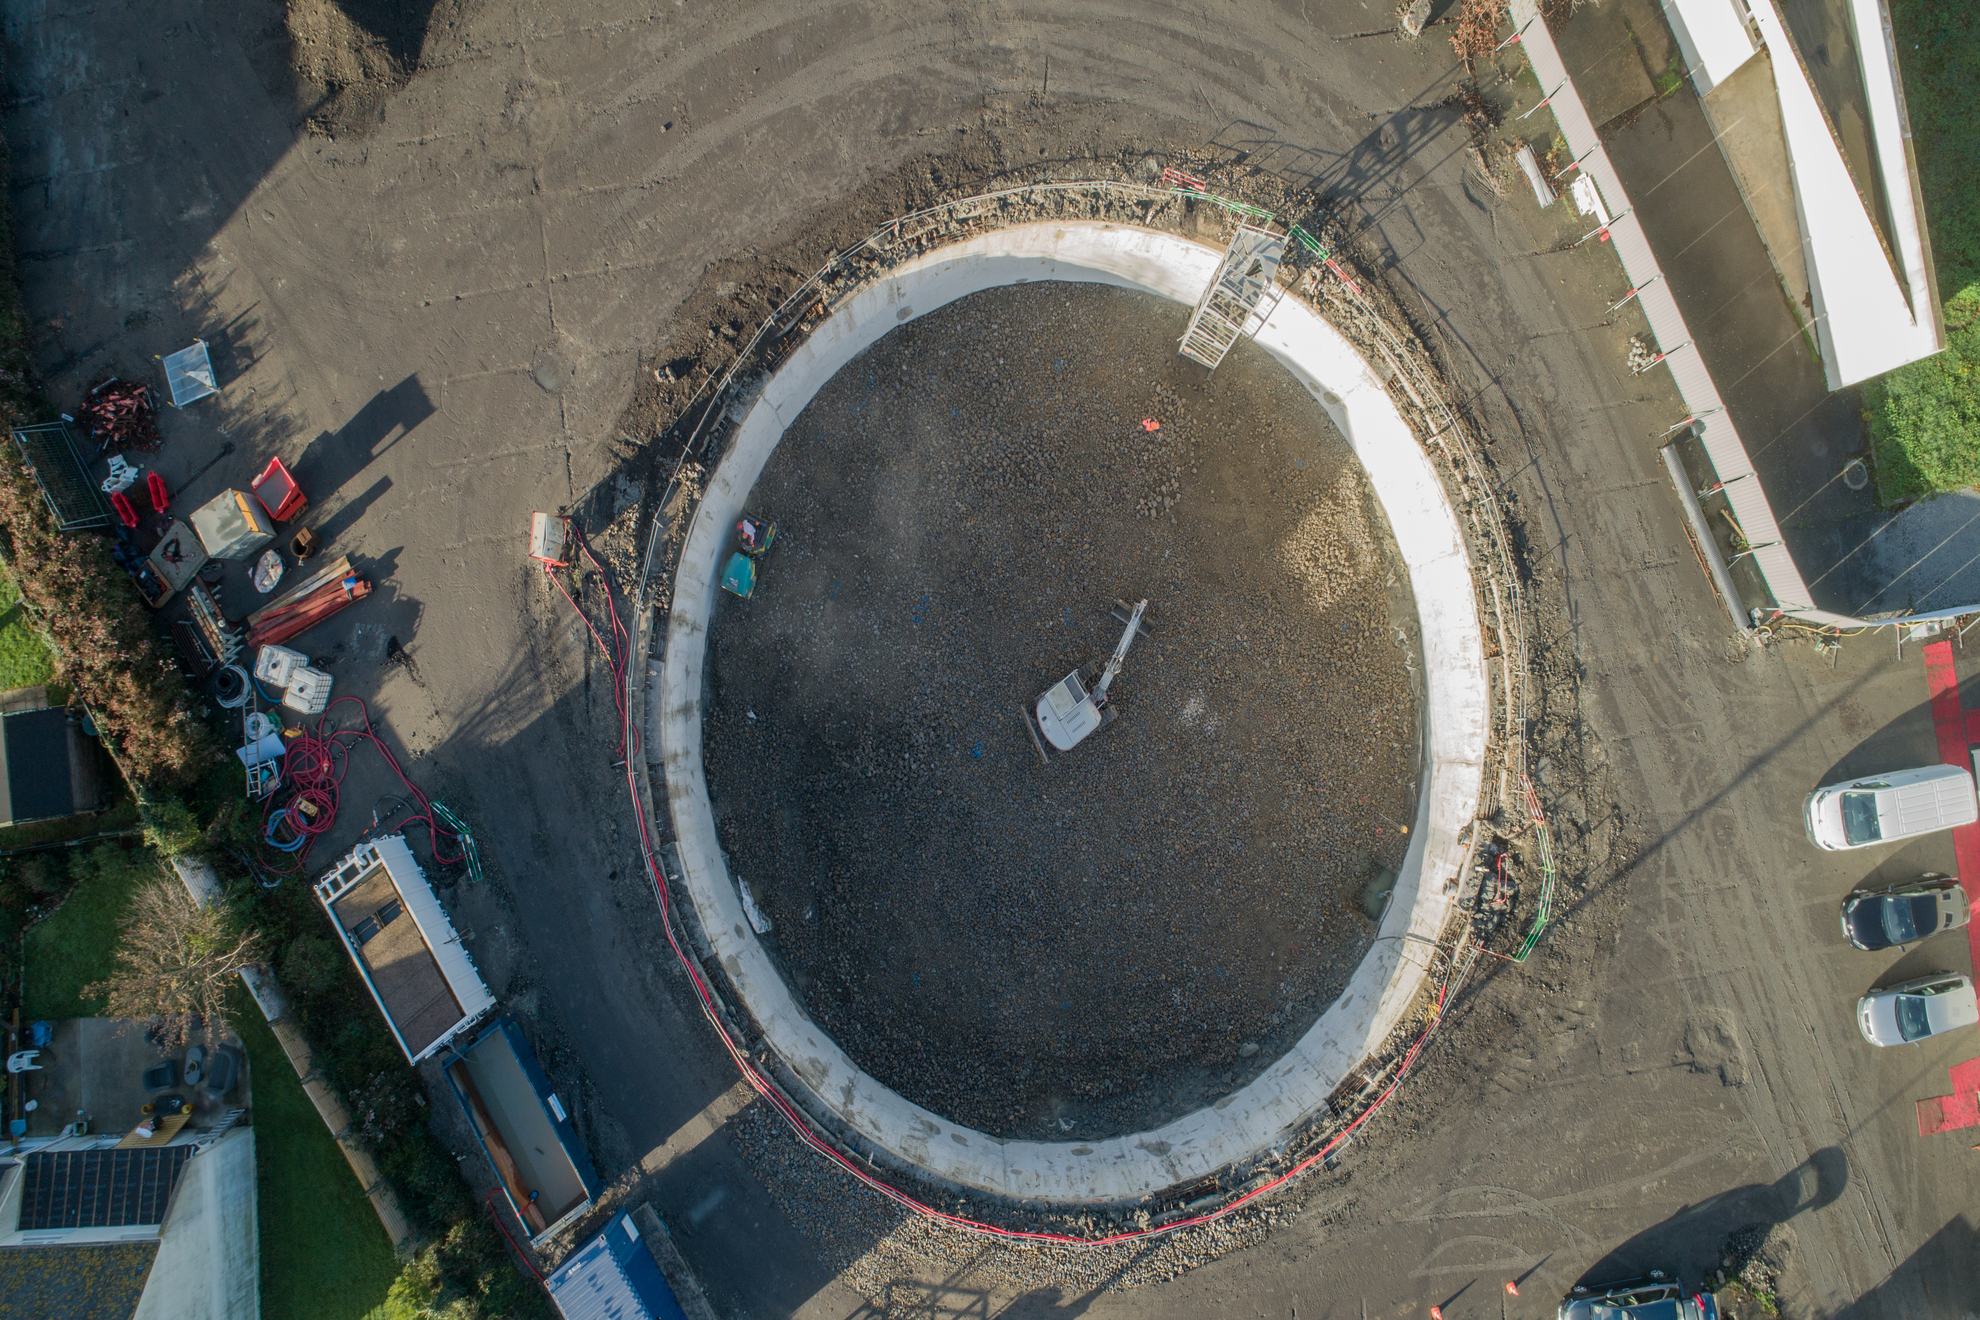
[1856,973,1979,1046]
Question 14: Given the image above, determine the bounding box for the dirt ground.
[703,282,1420,1139]
[12,0,1980,1316]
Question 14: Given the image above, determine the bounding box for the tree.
[84,872,264,1045]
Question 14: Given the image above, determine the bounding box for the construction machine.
[1023,599,1151,760]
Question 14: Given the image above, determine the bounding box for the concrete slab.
[1551,3,1660,129]
[11,1019,247,1142]
[1703,50,1814,327]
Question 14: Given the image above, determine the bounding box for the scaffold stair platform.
[1178,224,1287,369]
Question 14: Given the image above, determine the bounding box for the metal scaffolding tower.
[1178,224,1287,370]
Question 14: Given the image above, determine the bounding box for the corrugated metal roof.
[546,1211,693,1314]
[547,1210,688,1320]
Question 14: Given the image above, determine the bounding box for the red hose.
[483,1188,546,1281]
[255,697,464,874]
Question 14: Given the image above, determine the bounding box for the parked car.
[1856,973,1979,1047]
[1559,1272,1718,1320]
[1803,763,1978,851]
[1840,874,1971,951]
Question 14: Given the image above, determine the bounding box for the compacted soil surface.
[702,282,1421,1140]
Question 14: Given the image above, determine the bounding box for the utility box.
[146,520,208,596]
[254,644,306,690]
[528,512,568,566]
[283,666,332,715]
[190,489,275,561]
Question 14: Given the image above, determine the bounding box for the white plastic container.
[528,511,568,566]
[283,666,333,715]
[255,644,306,690]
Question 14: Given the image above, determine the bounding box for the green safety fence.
[1164,183,1330,260]
[431,801,485,885]
[1503,775,1557,962]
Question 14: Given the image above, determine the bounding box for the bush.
[0,451,217,787]
[374,1220,550,1320]
[1865,290,1980,503]
[278,934,345,997]
[137,790,202,857]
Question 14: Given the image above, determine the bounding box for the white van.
[1803,761,1979,851]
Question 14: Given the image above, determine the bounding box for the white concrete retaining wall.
[652,222,1489,1202]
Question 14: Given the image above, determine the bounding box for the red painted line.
[1916,1056,1980,1136]
[1920,640,1980,967]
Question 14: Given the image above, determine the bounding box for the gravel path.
[702,282,1421,1140]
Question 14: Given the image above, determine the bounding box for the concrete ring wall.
[651,221,1489,1204]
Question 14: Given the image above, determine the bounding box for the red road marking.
[1916,1056,1980,1135]
[1920,641,1980,955]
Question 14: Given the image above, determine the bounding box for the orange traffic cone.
[1506,1280,1520,1296]
[1431,1308,1444,1319]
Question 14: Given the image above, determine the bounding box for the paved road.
[3,1,1974,1316]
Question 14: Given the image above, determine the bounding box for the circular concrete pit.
[656,222,1489,1203]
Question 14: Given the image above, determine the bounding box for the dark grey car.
[1558,1273,1718,1320]
[1840,874,1970,951]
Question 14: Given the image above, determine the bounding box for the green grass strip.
[231,995,400,1320]
[0,567,57,692]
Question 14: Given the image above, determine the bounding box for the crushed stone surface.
[724,1099,1329,1308]
[702,282,1421,1140]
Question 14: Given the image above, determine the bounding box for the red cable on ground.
[255,696,464,875]
[551,530,1475,1246]
[484,1188,547,1281]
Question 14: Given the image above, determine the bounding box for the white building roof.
[1659,0,1759,94]
[1757,0,1941,386]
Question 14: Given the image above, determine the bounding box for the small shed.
[545,1207,689,1320]
[443,1016,600,1245]
[0,696,104,828]
[315,835,495,1064]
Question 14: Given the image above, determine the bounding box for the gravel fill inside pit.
[702,282,1422,1141]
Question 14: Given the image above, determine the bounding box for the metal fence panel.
[12,422,109,531]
